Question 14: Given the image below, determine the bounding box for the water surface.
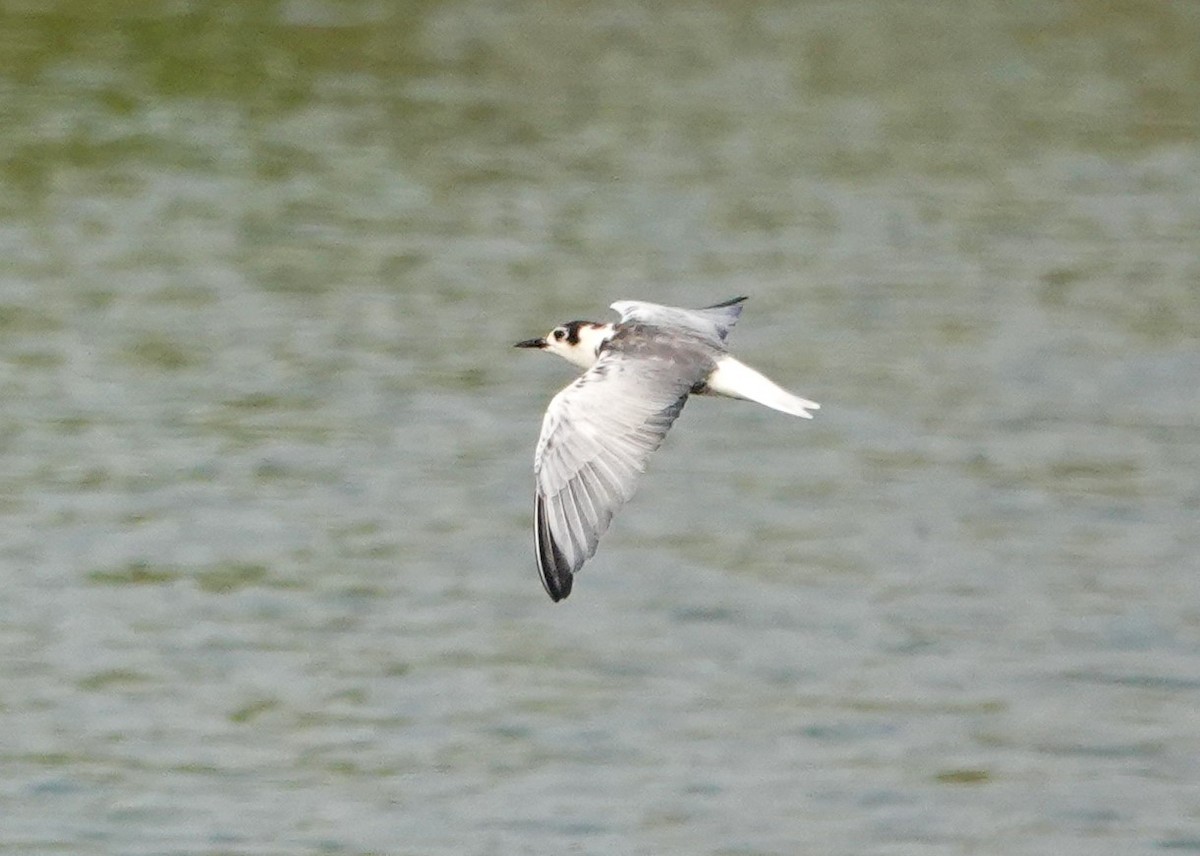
[2,2,1199,854]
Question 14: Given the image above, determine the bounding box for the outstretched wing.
[609,296,747,345]
[532,350,699,601]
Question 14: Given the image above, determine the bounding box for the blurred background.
[2,1,1198,854]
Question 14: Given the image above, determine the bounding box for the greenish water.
[2,2,1199,854]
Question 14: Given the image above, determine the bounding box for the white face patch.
[542,323,613,370]
[574,324,613,361]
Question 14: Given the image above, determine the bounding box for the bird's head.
[514,320,613,370]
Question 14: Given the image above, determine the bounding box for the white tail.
[705,356,820,418]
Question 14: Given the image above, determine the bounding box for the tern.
[515,297,819,602]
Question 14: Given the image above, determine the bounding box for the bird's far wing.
[532,351,696,601]
[610,296,747,344]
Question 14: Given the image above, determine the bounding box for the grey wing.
[532,352,695,601]
[610,296,747,344]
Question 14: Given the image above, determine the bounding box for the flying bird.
[515,297,819,601]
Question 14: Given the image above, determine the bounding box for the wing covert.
[609,296,747,344]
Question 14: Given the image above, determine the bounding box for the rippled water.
[2,2,1199,854]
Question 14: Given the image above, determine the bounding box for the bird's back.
[601,322,723,388]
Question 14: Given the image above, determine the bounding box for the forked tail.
[705,356,820,418]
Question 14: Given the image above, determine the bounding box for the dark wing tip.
[535,494,574,602]
[704,295,748,309]
[696,296,748,342]
[544,569,573,602]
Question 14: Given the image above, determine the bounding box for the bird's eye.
[553,329,565,341]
